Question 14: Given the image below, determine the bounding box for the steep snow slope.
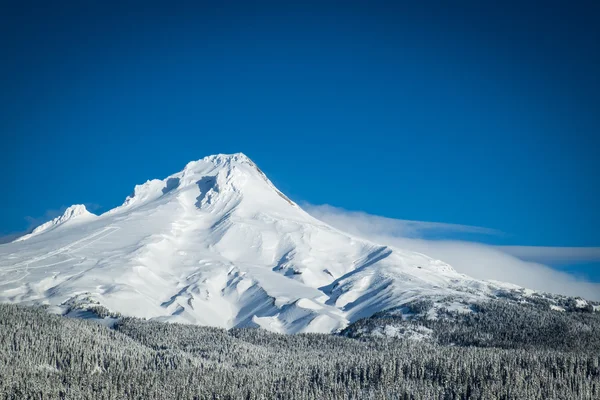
[1,153,523,333]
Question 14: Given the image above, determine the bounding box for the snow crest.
[14,205,96,242]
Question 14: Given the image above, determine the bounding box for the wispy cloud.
[499,246,600,265]
[305,204,501,238]
[84,203,102,213]
[305,204,600,301]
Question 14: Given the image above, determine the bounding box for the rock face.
[1,153,524,333]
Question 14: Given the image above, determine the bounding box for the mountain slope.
[0,153,576,333]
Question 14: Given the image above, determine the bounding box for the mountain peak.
[180,152,298,209]
[182,153,255,176]
[206,152,252,164]
[106,152,297,215]
[60,204,91,219]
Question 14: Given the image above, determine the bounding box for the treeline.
[344,298,600,352]
[1,303,599,399]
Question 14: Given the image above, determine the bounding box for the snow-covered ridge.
[0,153,558,334]
[14,205,96,242]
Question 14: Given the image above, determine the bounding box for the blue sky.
[2,2,599,282]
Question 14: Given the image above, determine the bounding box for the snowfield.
[0,153,535,333]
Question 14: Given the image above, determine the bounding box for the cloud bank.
[306,204,501,238]
[305,204,600,301]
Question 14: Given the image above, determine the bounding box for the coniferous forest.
[1,301,599,399]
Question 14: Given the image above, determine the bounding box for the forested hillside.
[344,298,600,352]
[1,303,599,399]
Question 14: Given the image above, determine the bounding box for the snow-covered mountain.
[0,153,558,333]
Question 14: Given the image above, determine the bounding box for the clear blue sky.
[1,2,599,270]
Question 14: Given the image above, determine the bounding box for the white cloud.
[305,204,600,301]
[305,204,501,237]
[499,246,600,265]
